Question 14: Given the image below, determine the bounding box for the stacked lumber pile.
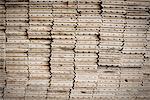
[27,0,52,100]
[0,0,6,99]
[0,0,150,100]
[70,0,101,100]
[4,0,29,100]
[120,1,150,99]
[50,1,76,100]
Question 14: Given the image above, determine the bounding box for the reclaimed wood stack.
[4,0,29,99]
[0,0,6,99]
[0,0,150,100]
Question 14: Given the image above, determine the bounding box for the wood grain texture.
[0,0,150,100]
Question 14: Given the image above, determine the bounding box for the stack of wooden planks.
[0,0,150,100]
[4,0,29,100]
[0,0,6,99]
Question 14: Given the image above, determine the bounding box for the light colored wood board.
[51,53,74,58]
[54,23,76,27]
[51,66,74,71]
[28,36,51,39]
[28,49,50,53]
[122,50,146,54]
[53,27,76,32]
[74,82,96,88]
[51,58,74,62]
[6,53,27,57]
[53,14,76,19]
[6,65,28,70]
[6,61,28,65]
[76,28,99,32]
[51,70,74,74]
[6,43,28,48]
[51,35,74,39]
[77,4,100,9]
[5,1,28,5]
[28,53,50,57]
[77,23,101,28]
[29,65,49,70]
[123,47,146,51]
[51,31,74,35]
[77,0,100,4]
[7,39,29,43]
[53,9,76,14]
[100,28,125,33]
[6,48,28,53]
[5,57,28,61]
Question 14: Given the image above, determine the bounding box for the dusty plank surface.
[0,0,150,100]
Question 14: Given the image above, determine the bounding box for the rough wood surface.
[0,0,150,100]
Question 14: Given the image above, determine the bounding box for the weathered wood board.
[0,0,150,100]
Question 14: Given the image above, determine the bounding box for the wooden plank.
[0,0,150,99]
